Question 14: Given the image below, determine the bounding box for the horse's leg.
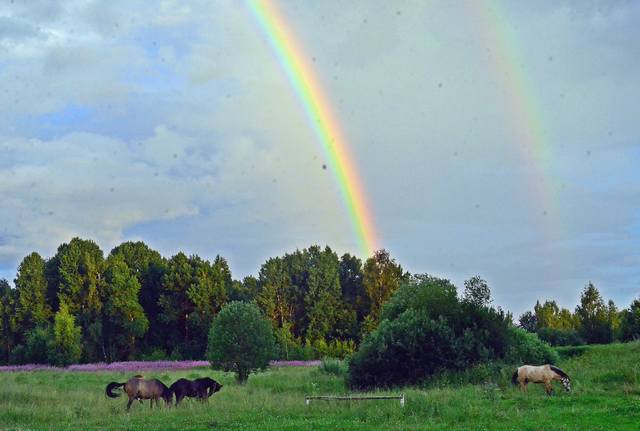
[544,382,553,396]
[127,398,134,411]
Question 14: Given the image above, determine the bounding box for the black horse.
[169,377,223,405]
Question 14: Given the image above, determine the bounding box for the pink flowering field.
[0,359,321,372]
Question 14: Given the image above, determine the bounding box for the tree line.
[518,282,640,346]
[1,237,638,366]
[0,238,408,365]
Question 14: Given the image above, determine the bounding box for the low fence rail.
[304,394,405,407]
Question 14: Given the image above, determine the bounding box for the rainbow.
[471,3,560,238]
[245,0,378,257]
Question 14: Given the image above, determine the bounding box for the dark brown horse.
[169,377,223,405]
[106,376,173,411]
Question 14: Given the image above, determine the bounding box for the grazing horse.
[170,377,223,405]
[106,376,173,411]
[512,364,571,395]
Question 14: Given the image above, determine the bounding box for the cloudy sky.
[1,0,638,315]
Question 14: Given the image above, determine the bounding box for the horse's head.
[561,377,571,392]
[208,380,223,397]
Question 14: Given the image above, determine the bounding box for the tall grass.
[0,343,639,430]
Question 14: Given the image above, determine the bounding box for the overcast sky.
[1,0,638,316]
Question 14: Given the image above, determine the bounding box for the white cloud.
[0,1,638,314]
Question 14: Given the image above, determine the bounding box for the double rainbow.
[245,1,378,257]
[471,3,559,240]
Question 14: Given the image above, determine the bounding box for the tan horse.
[106,376,173,411]
[512,364,571,395]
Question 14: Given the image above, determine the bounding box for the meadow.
[1,343,639,431]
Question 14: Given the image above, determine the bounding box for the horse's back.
[517,364,553,382]
[125,377,165,399]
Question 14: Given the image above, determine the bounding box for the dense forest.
[0,237,638,365]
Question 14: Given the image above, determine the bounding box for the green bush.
[207,301,276,383]
[348,276,512,389]
[348,310,461,389]
[49,303,82,366]
[504,327,559,365]
[536,327,585,346]
[10,326,52,364]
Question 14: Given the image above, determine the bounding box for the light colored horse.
[512,364,571,395]
[106,376,173,411]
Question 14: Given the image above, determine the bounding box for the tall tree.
[575,282,611,344]
[362,249,405,329]
[301,246,342,341]
[102,254,149,361]
[339,253,366,317]
[0,280,17,364]
[620,298,640,341]
[462,276,492,307]
[48,238,105,361]
[518,311,538,332]
[187,255,228,346]
[256,257,293,330]
[228,275,259,302]
[109,241,167,352]
[534,300,560,328]
[159,253,228,357]
[14,252,52,337]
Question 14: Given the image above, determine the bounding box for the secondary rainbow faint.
[245,0,378,257]
[471,2,560,241]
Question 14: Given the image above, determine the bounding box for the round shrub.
[504,327,559,365]
[348,309,461,389]
[348,275,516,389]
[206,301,276,383]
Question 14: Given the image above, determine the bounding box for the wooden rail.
[305,394,405,407]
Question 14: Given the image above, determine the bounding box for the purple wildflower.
[0,359,321,373]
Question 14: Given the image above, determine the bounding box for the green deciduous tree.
[14,252,52,338]
[620,298,640,341]
[0,280,17,364]
[462,276,492,307]
[102,254,149,360]
[159,253,228,358]
[50,302,82,366]
[518,311,538,332]
[48,238,105,361]
[207,301,275,383]
[256,257,293,330]
[362,249,406,330]
[300,246,342,341]
[575,282,611,344]
[108,241,166,352]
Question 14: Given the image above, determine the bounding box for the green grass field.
[1,342,639,430]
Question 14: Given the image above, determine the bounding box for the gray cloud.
[0,1,638,316]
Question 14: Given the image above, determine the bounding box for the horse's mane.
[549,365,569,379]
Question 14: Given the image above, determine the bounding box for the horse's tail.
[550,365,570,380]
[511,369,519,385]
[106,382,125,398]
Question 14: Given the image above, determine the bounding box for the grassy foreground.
[1,342,639,430]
